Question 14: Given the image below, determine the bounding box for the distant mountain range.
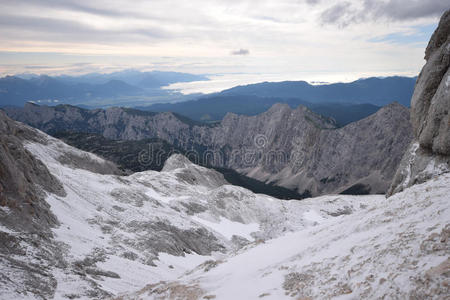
[1,73,416,125]
[0,70,208,107]
[139,76,416,125]
[217,76,417,106]
[141,95,381,126]
[51,69,208,87]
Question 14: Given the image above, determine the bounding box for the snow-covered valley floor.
[1,132,449,299]
[121,173,450,300]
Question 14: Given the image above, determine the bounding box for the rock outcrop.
[4,100,412,196]
[0,110,64,233]
[162,154,228,189]
[0,111,125,298]
[388,10,450,196]
[0,111,66,299]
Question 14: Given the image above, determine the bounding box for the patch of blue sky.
[368,24,437,45]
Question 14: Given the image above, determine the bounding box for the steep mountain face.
[0,111,120,299]
[0,110,64,233]
[198,102,411,196]
[388,10,450,196]
[4,101,412,196]
[281,102,412,195]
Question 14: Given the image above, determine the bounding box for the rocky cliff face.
[288,102,412,195]
[0,110,65,298]
[185,102,412,196]
[0,110,64,233]
[4,100,412,196]
[0,112,124,298]
[388,10,450,196]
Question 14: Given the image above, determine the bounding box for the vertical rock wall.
[388,10,450,196]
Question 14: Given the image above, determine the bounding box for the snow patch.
[402,142,420,188]
[192,216,260,241]
[302,210,325,223]
[157,252,214,272]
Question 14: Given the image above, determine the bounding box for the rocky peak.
[388,9,450,196]
[266,102,292,114]
[370,101,409,120]
[162,154,227,188]
[411,9,450,155]
[425,10,450,60]
[162,153,195,172]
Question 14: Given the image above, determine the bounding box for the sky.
[0,0,448,93]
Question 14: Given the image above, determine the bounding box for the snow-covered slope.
[121,173,450,300]
[1,126,449,299]
[2,131,381,299]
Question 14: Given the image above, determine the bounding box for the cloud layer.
[0,0,447,81]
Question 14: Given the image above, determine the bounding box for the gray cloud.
[0,14,169,44]
[3,0,223,27]
[305,0,320,5]
[231,49,250,55]
[320,2,353,26]
[3,0,140,18]
[371,0,449,20]
[320,0,449,26]
[24,65,57,69]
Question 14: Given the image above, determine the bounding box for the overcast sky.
[0,0,448,92]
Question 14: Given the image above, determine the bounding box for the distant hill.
[140,95,381,126]
[218,76,416,107]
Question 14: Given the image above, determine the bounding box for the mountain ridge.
[3,101,412,196]
[216,76,416,106]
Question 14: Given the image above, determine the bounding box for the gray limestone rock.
[412,10,450,155]
[0,110,64,233]
[388,9,450,196]
[0,111,67,299]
